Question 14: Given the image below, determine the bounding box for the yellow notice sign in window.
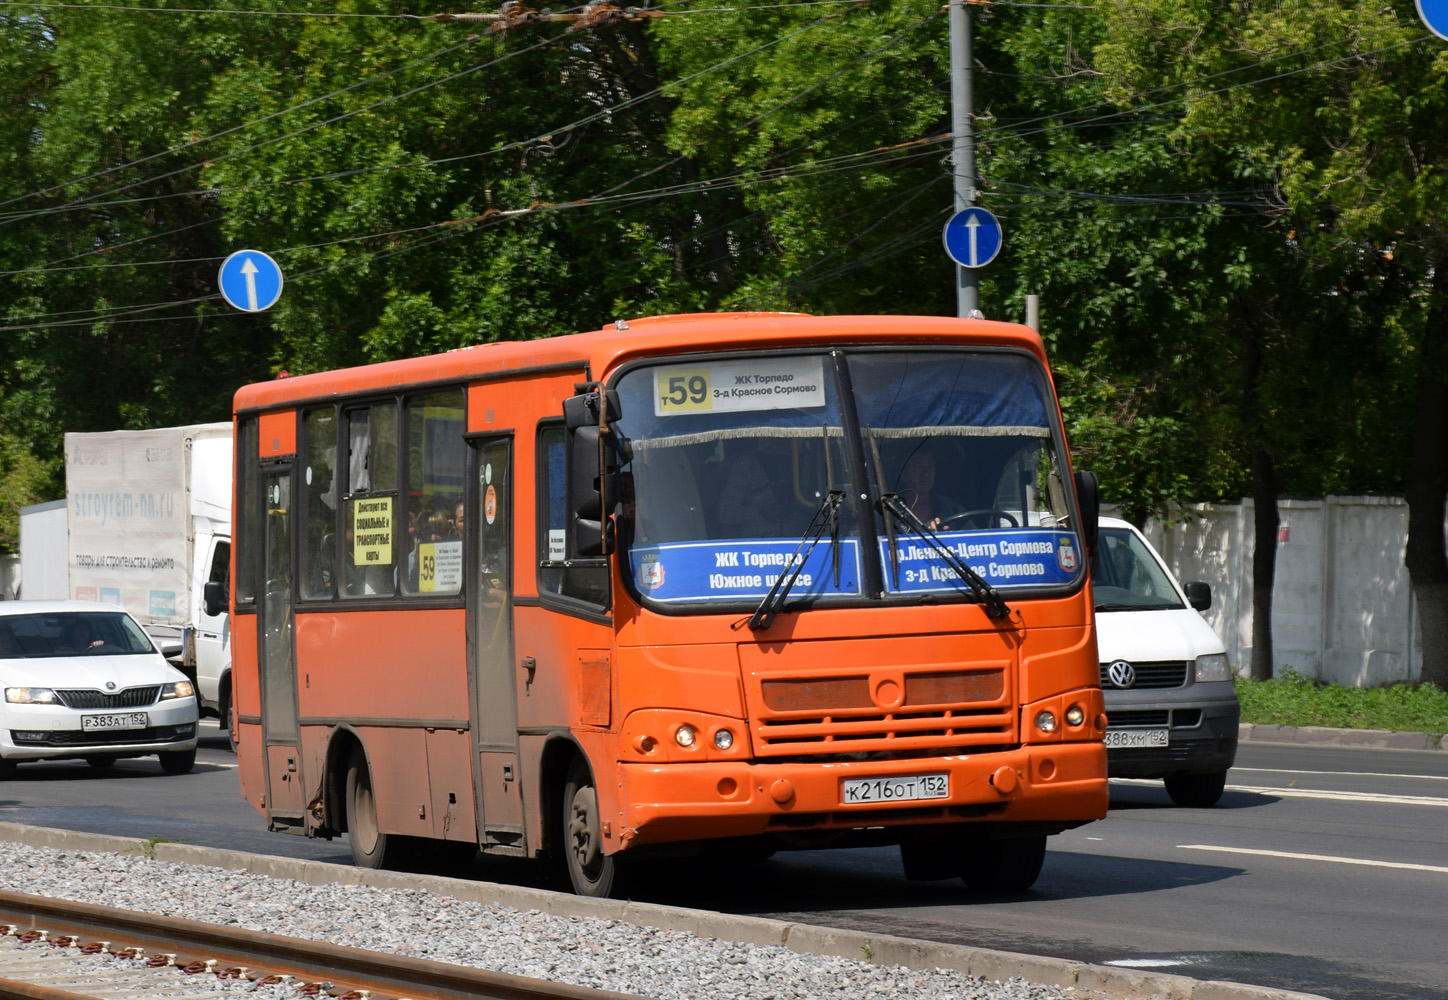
[352,496,394,565]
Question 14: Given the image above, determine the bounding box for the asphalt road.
[1,725,1444,1000]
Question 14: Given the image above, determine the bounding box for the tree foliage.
[0,0,1444,681]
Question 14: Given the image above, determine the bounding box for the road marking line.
[1111,778,1448,807]
[1104,958,1189,968]
[1232,766,1448,782]
[1178,844,1448,874]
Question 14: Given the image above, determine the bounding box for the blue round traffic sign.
[218,249,284,313]
[1419,0,1448,40]
[942,207,1003,269]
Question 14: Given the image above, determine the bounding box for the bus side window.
[537,423,610,611]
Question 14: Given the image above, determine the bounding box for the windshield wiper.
[744,488,846,631]
[866,426,1012,621]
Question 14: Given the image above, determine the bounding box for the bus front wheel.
[563,760,623,898]
[961,834,1047,893]
[346,748,400,870]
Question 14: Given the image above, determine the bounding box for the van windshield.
[1092,527,1185,611]
[613,348,1086,608]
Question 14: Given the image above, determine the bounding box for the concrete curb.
[1240,722,1447,751]
[0,821,1329,1000]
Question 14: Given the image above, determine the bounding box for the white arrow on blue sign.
[942,207,1003,269]
[218,249,284,313]
[1419,0,1448,40]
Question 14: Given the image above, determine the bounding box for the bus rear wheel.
[563,760,623,898]
[961,834,1047,893]
[346,748,401,870]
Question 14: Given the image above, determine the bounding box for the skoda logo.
[1107,660,1137,689]
[104,681,116,691]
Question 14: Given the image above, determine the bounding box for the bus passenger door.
[468,437,524,851]
[258,466,305,823]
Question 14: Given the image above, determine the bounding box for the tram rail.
[0,889,644,1000]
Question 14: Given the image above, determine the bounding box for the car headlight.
[1195,653,1231,682]
[160,681,195,700]
[5,687,59,705]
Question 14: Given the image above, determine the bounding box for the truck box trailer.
[43,424,234,738]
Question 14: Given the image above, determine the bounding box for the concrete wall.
[1138,495,1447,687]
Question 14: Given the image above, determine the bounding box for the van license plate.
[1104,728,1168,748]
[842,774,949,804]
[81,713,149,732]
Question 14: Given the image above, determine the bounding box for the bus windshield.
[615,348,1085,608]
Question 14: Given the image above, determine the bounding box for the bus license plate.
[81,712,149,732]
[842,774,949,804]
[1104,728,1168,748]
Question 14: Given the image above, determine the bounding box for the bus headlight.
[713,728,734,751]
[1034,710,1057,733]
[674,724,697,748]
[1195,654,1231,682]
[1064,704,1085,727]
[5,688,59,705]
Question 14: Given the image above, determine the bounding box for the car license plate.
[1104,728,1168,748]
[842,773,949,804]
[81,712,149,732]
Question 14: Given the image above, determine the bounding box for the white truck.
[20,424,235,744]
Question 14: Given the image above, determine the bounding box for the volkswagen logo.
[1106,660,1137,689]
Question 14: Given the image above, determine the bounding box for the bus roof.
[232,313,1048,412]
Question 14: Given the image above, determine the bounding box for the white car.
[0,602,199,777]
[1093,517,1239,807]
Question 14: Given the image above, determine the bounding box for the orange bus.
[228,313,1108,896]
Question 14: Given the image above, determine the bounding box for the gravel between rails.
[0,841,1115,1000]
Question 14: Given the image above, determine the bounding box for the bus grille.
[752,668,1014,756]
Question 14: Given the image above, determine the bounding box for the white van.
[1093,517,1239,806]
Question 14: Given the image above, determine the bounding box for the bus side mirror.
[203,580,228,618]
[565,387,628,558]
[1183,581,1212,612]
[1073,469,1100,554]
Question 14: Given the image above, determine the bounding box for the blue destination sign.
[879,529,1082,594]
[630,538,862,604]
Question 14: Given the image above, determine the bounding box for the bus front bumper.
[615,741,1107,849]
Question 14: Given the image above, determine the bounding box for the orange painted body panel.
[257,410,295,457]
[292,609,468,722]
[229,314,1106,863]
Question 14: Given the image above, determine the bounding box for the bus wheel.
[1164,770,1227,808]
[563,760,622,898]
[346,748,398,869]
[960,835,1047,893]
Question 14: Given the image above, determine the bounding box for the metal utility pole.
[949,0,977,318]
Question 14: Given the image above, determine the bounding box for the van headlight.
[160,681,195,700]
[1195,654,1231,682]
[5,688,59,705]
